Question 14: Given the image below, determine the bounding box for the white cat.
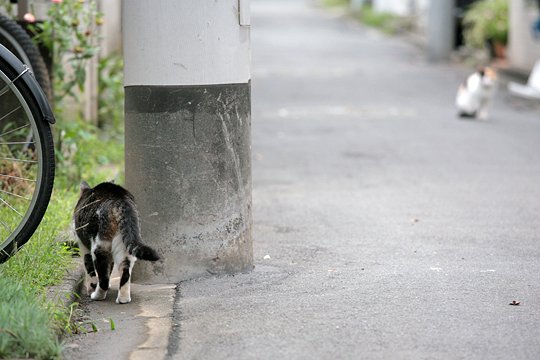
[456,67,497,120]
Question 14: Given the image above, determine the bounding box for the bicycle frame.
[0,44,55,124]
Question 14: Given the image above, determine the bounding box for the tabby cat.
[73,181,160,304]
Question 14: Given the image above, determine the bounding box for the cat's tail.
[133,244,160,262]
[119,201,161,262]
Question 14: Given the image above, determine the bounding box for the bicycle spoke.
[0,105,21,122]
[0,196,23,217]
[0,173,36,182]
[0,141,34,145]
[0,217,12,233]
[0,123,29,137]
[0,85,9,97]
[0,189,31,201]
[0,39,55,262]
[0,157,37,164]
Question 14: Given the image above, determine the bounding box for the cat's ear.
[80,181,91,193]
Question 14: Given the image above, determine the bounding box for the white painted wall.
[123,0,251,86]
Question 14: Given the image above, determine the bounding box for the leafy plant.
[98,54,124,131]
[321,0,349,7]
[0,1,126,358]
[0,0,14,15]
[55,117,124,188]
[463,0,509,49]
[351,4,412,35]
[0,278,62,359]
[30,0,103,104]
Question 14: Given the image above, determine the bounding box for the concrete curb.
[45,258,85,312]
[59,263,177,360]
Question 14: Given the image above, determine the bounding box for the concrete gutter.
[44,252,175,359]
[60,270,176,360]
[45,258,85,311]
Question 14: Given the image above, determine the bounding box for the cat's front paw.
[90,288,108,301]
[116,295,131,304]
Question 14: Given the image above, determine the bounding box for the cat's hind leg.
[116,256,136,304]
[83,253,98,296]
[78,242,98,296]
[90,244,113,301]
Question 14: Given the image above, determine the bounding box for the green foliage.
[55,117,124,188]
[0,188,79,356]
[98,54,125,131]
[353,4,410,35]
[321,0,349,7]
[0,190,76,288]
[0,279,62,359]
[30,0,103,103]
[0,0,125,358]
[0,150,123,356]
[463,0,509,48]
[0,0,14,15]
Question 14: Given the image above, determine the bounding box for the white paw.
[116,296,131,304]
[90,288,107,301]
[86,284,97,296]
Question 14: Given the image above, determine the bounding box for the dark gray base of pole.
[125,83,253,283]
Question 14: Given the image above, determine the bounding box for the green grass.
[0,120,124,358]
[0,190,79,359]
[0,279,62,359]
[0,17,125,360]
[0,190,77,288]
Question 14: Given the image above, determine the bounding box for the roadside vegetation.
[320,0,412,35]
[0,0,124,358]
[321,0,509,62]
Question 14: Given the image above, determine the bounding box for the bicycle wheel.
[0,44,55,263]
[0,13,52,102]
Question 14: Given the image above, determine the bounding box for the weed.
[0,278,62,359]
[98,55,125,132]
[109,318,116,331]
[30,0,103,103]
[321,0,349,7]
[352,5,411,35]
[0,189,76,284]
[0,2,124,358]
[55,118,124,188]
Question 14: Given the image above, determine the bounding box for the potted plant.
[462,0,509,58]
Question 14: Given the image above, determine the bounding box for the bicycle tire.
[0,13,53,103]
[0,44,55,263]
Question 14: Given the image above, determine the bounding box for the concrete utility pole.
[123,0,253,283]
[427,0,455,61]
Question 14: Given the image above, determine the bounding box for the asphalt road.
[170,0,540,359]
